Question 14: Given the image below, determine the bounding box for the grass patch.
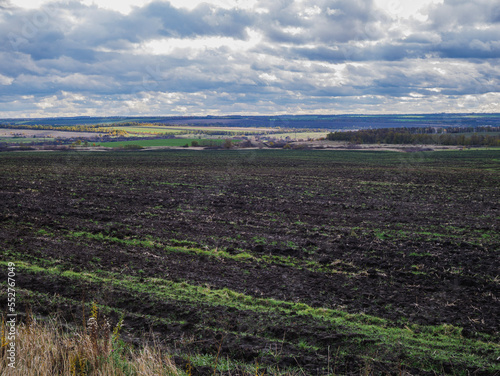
[3,260,499,374]
[0,308,180,376]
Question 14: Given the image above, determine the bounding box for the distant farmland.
[100,138,227,147]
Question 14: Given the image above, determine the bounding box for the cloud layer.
[0,0,499,117]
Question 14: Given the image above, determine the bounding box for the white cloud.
[10,0,47,9]
[12,0,259,15]
[35,95,57,109]
[0,74,14,85]
[141,29,262,56]
[81,0,152,14]
[1,0,499,116]
[374,0,444,20]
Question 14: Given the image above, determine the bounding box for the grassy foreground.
[0,306,307,376]
[0,306,180,376]
[2,259,499,375]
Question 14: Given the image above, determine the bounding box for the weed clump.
[0,305,180,376]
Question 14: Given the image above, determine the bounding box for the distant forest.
[326,126,500,146]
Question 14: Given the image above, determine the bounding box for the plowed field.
[1,149,499,375]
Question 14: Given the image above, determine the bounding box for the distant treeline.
[326,126,500,146]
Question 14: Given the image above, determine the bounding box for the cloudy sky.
[0,0,499,117]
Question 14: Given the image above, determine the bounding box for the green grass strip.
[3,260,499,373]
[65,230,360,275]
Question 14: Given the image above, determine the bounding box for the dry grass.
[0,304,310,376]
[0,305,180,376]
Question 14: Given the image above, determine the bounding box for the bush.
[191,140,199,147]
[121,144,144,150]
[17,145,36,151]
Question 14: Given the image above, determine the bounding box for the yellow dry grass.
[0,307,180,376]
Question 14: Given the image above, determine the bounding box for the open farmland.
[0,150,499,375]
[155,125,275,132]
[0,137,56,144]
[99,138,227,148]
[0,128,101,139]
[108,126,184,134]
[267,131,329,140]
[107,125,277,136]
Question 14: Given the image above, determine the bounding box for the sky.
[0,0,499,117]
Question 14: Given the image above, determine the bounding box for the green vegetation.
[2,260,499,374]
[327,126,500,146]
[265,131,328,139]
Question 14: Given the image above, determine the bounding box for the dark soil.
[0,150,499,374]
